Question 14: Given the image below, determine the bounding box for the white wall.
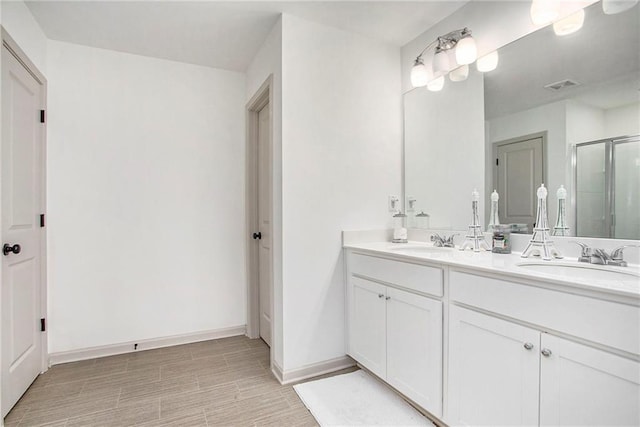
[405,70,485,230]
[604,103,640,137]
[565,100,606,145]
[245,18,284,368]
[46,41,246,353]
[1,0,47,75]
[280,14,402,371]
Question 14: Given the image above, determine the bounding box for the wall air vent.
[544,79,581,91]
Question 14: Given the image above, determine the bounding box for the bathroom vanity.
[344,241,640,426]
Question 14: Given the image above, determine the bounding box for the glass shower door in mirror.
[613,137,640,239]
[574,136,639,239]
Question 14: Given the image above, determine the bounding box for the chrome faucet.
[571,242,639,267]
[609,245,640,267]
[573,242,592,263]
[431,233,457,248]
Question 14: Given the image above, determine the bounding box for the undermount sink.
[388,245,453,254]
[516,262,640,281]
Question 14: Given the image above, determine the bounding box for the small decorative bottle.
[553,185,570,236]
[488,190,500,232]
[415,211,430,229]
[392,212,408,243]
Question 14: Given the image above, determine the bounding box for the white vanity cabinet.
[448,305,540,426]
[539,334,640,426]
[448,270,640,427]
[347,252,443,417]
[344,245,639,427]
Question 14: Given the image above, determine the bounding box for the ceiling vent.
[544,79,581,91]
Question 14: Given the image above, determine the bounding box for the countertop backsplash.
[342,229,640,266]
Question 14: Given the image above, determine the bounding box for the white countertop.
[344,241,640,300]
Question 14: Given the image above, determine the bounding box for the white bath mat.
[293,370,432,426]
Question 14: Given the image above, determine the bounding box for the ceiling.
[484,1,640,119]
[25,1,469,72]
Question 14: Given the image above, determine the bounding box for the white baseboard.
[271,360,285,384]
[48,325,246,366]
[274,355,356,385]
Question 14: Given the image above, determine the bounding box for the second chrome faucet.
[572,242,639,267]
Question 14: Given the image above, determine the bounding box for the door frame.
[491,131,547,226]
[245,76,273,344]
[0,27,49,413]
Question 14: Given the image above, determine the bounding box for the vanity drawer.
[349,253,443,297]
[449,270,640,355]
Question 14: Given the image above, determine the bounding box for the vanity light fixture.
[427,76,445,91]
[530,0,559,25]
[410,57,429,87]
[449,64,469,82]
[476,51,499,72]
[455,34,478,65]
[433,49,450,76]
[410,27,477,88]
[553,9,585,35]
[602,0,639,14]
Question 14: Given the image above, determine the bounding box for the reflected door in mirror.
[494,135,544,231]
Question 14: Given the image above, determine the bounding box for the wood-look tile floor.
[4,336,347,427]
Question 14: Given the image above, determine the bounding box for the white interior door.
[257,102,272,347]
[495,136,543,230]
[1,44,45,416]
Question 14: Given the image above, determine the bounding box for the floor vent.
[544,79,581,91]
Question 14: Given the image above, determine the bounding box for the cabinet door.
[387,287,443,417]
[349,277,387,378]
[540,334,640,426]
[447,306,540,426]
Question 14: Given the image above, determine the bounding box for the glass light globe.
[427,76,445,92]
[455,36,477,65]
[411,59,429,88]
[553,9,585,36]
[433,50,450,76]
[449,64,469,82]
[531,0,559,25]
[476,51,499,72]
[602,0,638,14]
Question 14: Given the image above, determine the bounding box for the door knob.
[252,232,262,240]
[3,244,21,256]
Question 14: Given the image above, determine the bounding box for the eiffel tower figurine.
[460,189,490,252]
[522,184,563,260]
[553,185,570,236]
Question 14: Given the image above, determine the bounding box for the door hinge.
[40,214,45,227]
[40,318,46,332]
[40,110,45,123]
[496,158,499,166]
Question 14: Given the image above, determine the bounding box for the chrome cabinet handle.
[385,296,391,300]
[378,294,384,299]
[541,348,552,357]
[524,342,534,350]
